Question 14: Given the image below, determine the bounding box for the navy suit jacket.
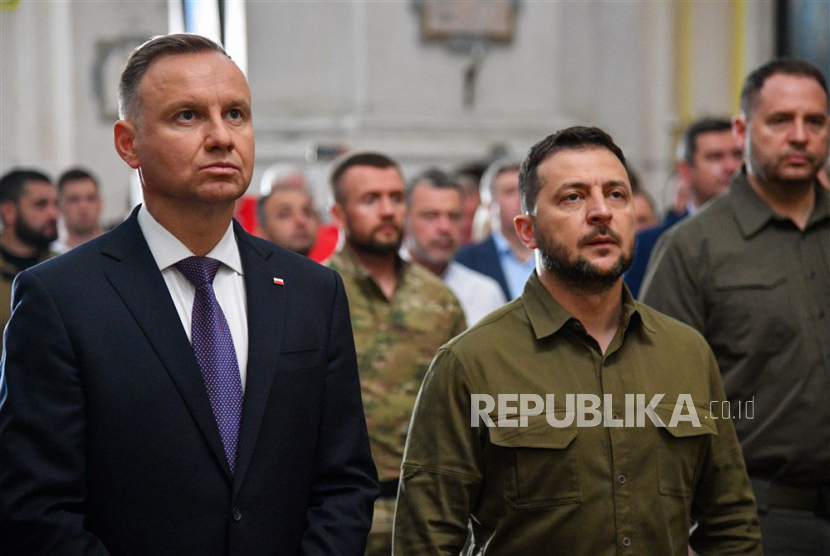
[455,235,510,300]
[624,211,689,299]
[0,208,378,555]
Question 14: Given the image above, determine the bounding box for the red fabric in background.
[308,224,339,263]
[234,196,258,234]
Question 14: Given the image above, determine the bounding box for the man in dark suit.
[0,34,377,555]
[624,117,742,297]
[455,159,533,299]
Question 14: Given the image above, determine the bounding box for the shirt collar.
[729,166,830,238]
[809,179,830,226]
[521,270,652,340]
[137,204,243,275]
[334,243,409,279]
[686,199,698,216]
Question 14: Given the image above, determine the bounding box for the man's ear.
[514,214,537,250]
[331,202,345,229]
[676,159,693,184]
[0,200,17,228]
[732,115,747,152]
[114,120,140,169]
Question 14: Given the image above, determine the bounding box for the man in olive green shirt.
[642,59,830,553]
[0,169,59,340]
[394,127,760,554]
[325,151,466,555]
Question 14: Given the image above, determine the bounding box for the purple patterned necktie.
[175,256,243,473]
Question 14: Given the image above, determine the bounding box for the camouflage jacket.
[326,245,466,480]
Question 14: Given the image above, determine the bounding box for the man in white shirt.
[52,168,103,254]
[405,169,506,325]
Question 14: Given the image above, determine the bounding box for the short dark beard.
[347,231,402,256]
[15,216,57,250]
[750,144,823,189]
[534,225,633,293]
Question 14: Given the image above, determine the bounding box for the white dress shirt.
[443,261,507,326]
[138,205,248,390]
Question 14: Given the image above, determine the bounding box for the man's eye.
[228,109,242,120]
[563,193,580,202]
[177,111,195,121]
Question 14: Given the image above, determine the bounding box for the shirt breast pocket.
[710,269,794,353]
[654,405,717,498]
[489,414,581,508]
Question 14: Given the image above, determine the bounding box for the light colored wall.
[1,0,166,225]
[1,1,777,224]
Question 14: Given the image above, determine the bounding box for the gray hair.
[479,158,522,205]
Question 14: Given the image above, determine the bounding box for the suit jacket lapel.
[232,223,287,496]
[101,209,232,479]
[486,235,510,299]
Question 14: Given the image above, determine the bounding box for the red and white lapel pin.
[273,277,285,286]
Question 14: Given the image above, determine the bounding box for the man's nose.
[294,213,311,230]
[722,157,740,178]
[586,194,612,225]
[436,214,454,233]
[379,196,397,216]
[789,119,809,145]
[204,114,234,151]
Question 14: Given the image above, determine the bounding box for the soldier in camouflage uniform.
[325,152,466,555]
[0,169,59,344]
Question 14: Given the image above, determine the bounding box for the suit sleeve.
[393,347,482,555]
[639,228,707,332]
[0,271,110,555]
[300,271,379,554]
[689,350,762,554]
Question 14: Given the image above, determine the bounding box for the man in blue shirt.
[456,159,534,299]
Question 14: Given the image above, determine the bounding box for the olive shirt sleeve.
[689,348,762,554]
[451,302,467,337]
[393,347,479,555]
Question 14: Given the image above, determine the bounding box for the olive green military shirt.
[395,272,760,555]
[326,246,466,481]
[641,169,830,489]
